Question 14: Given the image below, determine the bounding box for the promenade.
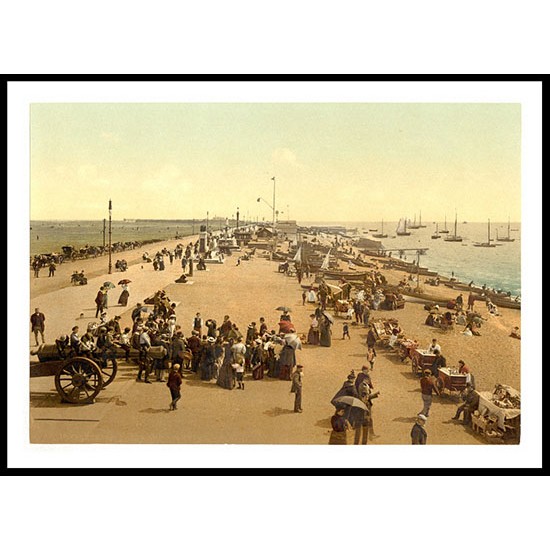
[29,235,520,445]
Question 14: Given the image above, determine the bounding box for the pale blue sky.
[30,103,521,223]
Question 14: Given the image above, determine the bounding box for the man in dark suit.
[290,365,303,412]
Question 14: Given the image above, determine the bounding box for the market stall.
[472,384,521,443]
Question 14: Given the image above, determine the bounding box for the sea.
[29,219,521,297]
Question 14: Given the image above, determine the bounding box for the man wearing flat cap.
[411,414,428,444]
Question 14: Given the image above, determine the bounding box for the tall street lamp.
[108,199,112,274]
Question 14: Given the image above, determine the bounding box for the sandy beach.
[29,234,521,445]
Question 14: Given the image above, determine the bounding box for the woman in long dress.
[216,341,235,389]
[200,338,217,381]
[278,343,296,380]
[307,315,320,345]
[251,340,264,380]
[319,317,332,347]
[118,284,130,306]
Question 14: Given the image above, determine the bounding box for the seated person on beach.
[510,326,521,339]
[463,322,481,337]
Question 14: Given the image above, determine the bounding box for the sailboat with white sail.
[444,212,462,242]
[396,218,411,236]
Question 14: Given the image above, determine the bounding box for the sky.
[30,102,521,223]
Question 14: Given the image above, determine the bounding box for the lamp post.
[102,218,106,248]
[108,199,112,274]
[236,207,240,229]
[271,176,276,229]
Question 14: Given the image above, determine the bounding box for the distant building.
[276,220,298,239]
[256,227,275,239]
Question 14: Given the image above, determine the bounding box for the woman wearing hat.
[118,284,130,307]
[217,339,235,390]
[200,337,217,381]
[250,339,264,380]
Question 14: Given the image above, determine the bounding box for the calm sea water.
[29,219,521,297]
[308,220,521,297]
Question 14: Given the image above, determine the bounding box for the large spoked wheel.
[55,357,103,404]
[97,358,118,387]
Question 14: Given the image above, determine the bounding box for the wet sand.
[29,234,521,444]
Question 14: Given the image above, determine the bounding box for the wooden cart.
[409,348,436,376]
[436,367,469,397]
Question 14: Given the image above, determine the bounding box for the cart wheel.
[55,357,103,404]
[435,376,445,393]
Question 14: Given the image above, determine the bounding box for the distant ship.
[444,212,463,242]
[439,214,450,233]
[431,223,441,239]
[473,219,497,247]
[396,218,411,236]
[496,218,515,242]
[372,220,388,238]
[409,210,426,229]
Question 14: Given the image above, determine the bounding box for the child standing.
[366,345,376,370]
[342,322,351,340]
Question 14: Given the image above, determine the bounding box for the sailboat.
[418,210,427,228]
[431,223,441,239]
[292,245,303,263]
[396,218,411,236]
[496,218,515,242]
[439,214,450,233]
[444,212,463,242]
[373,220,388,238]
[473,219,497,247]
[408,213,420,229]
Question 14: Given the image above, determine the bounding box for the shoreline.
[29,230,520,445]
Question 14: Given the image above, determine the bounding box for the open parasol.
[321,311,335,324]
[276,306,292,313]
[283,333,302,350]
[118,279,132,285]
[103,281,115,289]
[333,396,367,410]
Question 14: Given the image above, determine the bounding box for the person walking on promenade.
[467,292,476,312]
[167,364,183,410]
[95,287,105,318]
[342,322,351,340]
[48,262,56,277]
[302,290,307,306]
[30,307,46,346]
[366,326,377,348]
[411,414,428,444]
[366,345,376,370]
[33,261,41,278]
[290,365,303,412]
[419,369,439,417]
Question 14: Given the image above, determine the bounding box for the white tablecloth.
[477,391,521,430]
